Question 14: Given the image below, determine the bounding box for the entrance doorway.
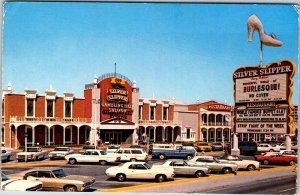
[104,131,122,145]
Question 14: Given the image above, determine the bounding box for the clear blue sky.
[3,2,298,105]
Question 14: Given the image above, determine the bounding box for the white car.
[216,155,260,171]
[106,145,120,153]
[1,149,12,162]
[1,172,43,191]
[48,147,74,160]
[115,148,148,162]
[279,143,298,151]
[16,147,48,162]
[257,144,281,153]
[105,162,174,182]
[65,149,120,165]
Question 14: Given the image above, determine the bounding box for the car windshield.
[144,163,152,169]
[54,148,68,151]
[100,151,107,155]
[52,169,68,178]
[25,148,38,152]
[1,173,9,181]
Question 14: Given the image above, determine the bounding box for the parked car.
[105,162,174,182]
[279,150,298,157]
[257,143,281,153]
[158,160,210,177]
[79,145,98,153]
[130,145,142,148]
[65,149,120,165]
[279,143,298,151]
[1,149,12,162]
[238,141,257,155]
[106,145,120,153]
[255,153,297,165]
[188,156,238,174]
[216,155,260,171]
[12,168,95,192]
[115,148,148,162]
[16,147,48,162]
[194,142,212,152]
[150,145,196,160]
[211,142,223,151]
[48,147,74,160]
[1,172,43,191]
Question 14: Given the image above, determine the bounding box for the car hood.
[1,179,42,191]
[17,152,40,155]
[63,175,95,183]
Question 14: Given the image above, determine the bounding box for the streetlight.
[92,98,100,149]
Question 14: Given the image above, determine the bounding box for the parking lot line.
[1,161,67,169]
[97,166,294,192]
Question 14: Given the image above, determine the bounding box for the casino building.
[1,73,235,148]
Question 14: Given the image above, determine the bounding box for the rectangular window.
[139,105,143,120]
[65,128,71,142]
[65,101,72,118]
[26,99,34,117]
[187,128,191,139]
[46,100,54,117]
[163,107,168,120]
[150,106,155,120]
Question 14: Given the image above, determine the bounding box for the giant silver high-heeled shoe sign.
[247,14,282,47]
[247,14,282,66]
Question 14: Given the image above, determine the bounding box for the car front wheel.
[263,159,270,165]
[69,158,77,165]
[222,167,232,174]
[247,164,256,171]
[186,155,193,160]
[195,170,205,178]
[155,174,166,183]
[159,154,166,160]
[116,174,126,182]
[290,160,296,165]
[64,185,77,192]
[99,160,107,165]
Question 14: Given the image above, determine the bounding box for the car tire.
[247,164,256,171]
[99,160,107,165]
[263,159,270,165]
[195,170,205,178]
[155,174,166,183]
[69,158,77,165]
[116,174,126,182]
[159,154,166,160]
[290,160,296,166]
[64,185,78,192]
[130,158,137,162]
[186,155,193,160]
[50,158,54,160]
[269,149,274,152]
[222,167,232,174]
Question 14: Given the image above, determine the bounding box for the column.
[214,115,216,126]
[247,133,250,141]
[206,129,209,143]
[32,127,35,146]
[77,127,80,145]
[154,127,156,142]
[285,135,292,151]
[63,127,66,145]
[241,133,244,141]
[259,134,261,142]
[214,129,216,142]
[44,127,47,145]
[162,127,165,142]
[9,126,12,148]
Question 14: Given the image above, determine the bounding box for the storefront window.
[27,99,34,117]
[163,107,168,121]
[27,128,33,143]
[150,106,155,120]
[46,100,54,117]
[65,101,72,118]
[1,127,4,142]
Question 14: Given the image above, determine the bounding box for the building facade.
[2,73,296,148]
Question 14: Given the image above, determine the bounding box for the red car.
[255,153,297,165]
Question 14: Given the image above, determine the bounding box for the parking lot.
[2,150,293,192]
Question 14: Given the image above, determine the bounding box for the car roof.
[85,149,104,152]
